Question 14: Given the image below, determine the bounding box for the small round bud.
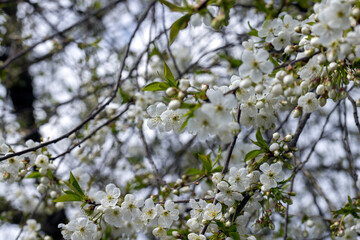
[317,54,326,64]
[283,144,289,151]
[169,100,181,110]
[284,134,293,142]
[301,25,311,35]
[39,167,48,175]
[271,84,283,96]
[273,132,280,141]
[166,87,177,97]
[179,186,190,194]
[352,8,360,17]
[178,91,186,100]
[319,96,327,107]
[172,231,180,237]
[316,84,325,95]
[55,202,64,209]
[240,78,252,89]
[37,184,47,194]
[275,70,286,80]
[41,176,49,184]
[225,221,231,227]
[229,207,235,214]
[327,50,336,62]
[304,49,314,57]
[294,26,301,33]
[310,37,320,47]
[50,191,57,199]
[328,62,337,72]
[254,84,264,94]
[274,150,280,157]
[255,101,264,109]
[201,84,209,91]
[270,143,280,152]
[292,108,302,118]
[283,75,294,85]
[328,89,337,99]
[224,212,230,219]
[300,81,308,90]
[284,45,294,55]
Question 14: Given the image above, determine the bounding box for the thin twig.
[0,0,156,162]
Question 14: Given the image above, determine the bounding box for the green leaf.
[269,55,280,67]
[244,149,265,162]
[159,0,189,12]
[198,154,212,173]
[53,193,83,202]
[69,172,85,197]
[169,14,192,46]
[248,21,258,37]
[255,128,268,150]
[210,166,223,173]
[229,232,241,240]
[212,145,222,167]
[186,168,203,175]
[164,62,177,87]
[142,82,169,91]
[26,172,42,178]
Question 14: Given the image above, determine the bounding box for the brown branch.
[0,0,157,162]
[347,94,360,134]
[50,104,130,161]
[0,0,124,71]
[139,127,165,190]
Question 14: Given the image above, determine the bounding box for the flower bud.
[240,78,252,89]
[50,191,57,198]
[328,62,337,72]
[272,132,280,141]
[310,37,320,47]
[284,45,294,55]
[255,84,264,94]
[319,96,327,107]
[284,134,292,142]
[283,75,294,85]
[317,54,326,64]
[169,100,181,110]
[37,184,47,194]
[352,8,360,17]
[301,25,311,35]
[316,84,325,95]
[166,87,177,97]
[178,91,186,100]
[270,143,279,152]
[271,84,282,96]
[292,108,302,118]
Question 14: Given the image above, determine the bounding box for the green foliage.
[169,14,192,46]
[54,172,86,203]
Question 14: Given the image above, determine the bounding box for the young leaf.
[159,0,188,12]
[244,149,264,162]
[186,168,203,175]
[142,82,169,91]
[255,128,268,150]
[212,145,222,167]
[53,193,83,202]
[210,166,223,173]
[164,62,177,87]
[198,154,212,173]
[26,172,42,178]
[69,172,85,197]
[169,14,192,46]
